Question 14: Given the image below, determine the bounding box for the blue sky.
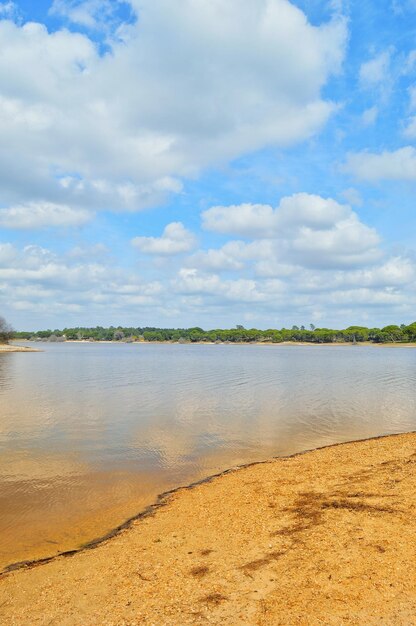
[1,0,416,331]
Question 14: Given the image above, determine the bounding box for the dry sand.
[0,344,39,352]
[1,432,415,625]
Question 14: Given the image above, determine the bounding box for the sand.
[25,340,416,347]
[0,432,415,625]
[0,344,39,352]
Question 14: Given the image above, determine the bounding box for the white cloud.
[202,203,277,238]
[201,193,380,270]
[187,241,248,272]
[0,201,92,229]
[349,257,415,288]
[289,215,379,268]
[277,193,350,232]
[202,194,353,238]
[67,243,109,259]
[403,116,416,138]
[408,85,416,110]
[173,268,263,303]
[1,232,415,330]
[171,251,416,320]
[0,1,347,212]
[0,243,164,320]
[340,187,363,206]
[361,106,378,126]
[0,1,20,20]
[49,0,127,31]
[401,86,416,138]
[405,49,416,73]
[359,50,391,86]
[132,222,197,255]
[273,257,416,295]
[344,146,416,181]
[0,242,17,266]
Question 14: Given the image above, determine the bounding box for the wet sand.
[0,432,415,625]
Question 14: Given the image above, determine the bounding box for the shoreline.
[1,431,415,624]
[18,339,416,348]
[1,429,414,576]
[0,343,40,353]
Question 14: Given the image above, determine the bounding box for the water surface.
[1,342,415,570]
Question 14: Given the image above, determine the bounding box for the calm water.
[1,342,416,570]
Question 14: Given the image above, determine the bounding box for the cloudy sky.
[1,0,416,331]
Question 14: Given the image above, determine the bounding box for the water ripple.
[1,342,416,569]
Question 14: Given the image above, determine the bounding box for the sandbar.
[0,344,40,353]
[0,432,415,625]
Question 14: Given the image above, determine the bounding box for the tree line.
[12,322,416,344]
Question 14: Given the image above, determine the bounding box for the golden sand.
[0,344,39,352]
[0,433,415,625]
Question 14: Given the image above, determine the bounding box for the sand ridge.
[0,344,40,352]
[0,432,415,625]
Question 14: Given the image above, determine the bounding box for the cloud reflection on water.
[1,343,416,568]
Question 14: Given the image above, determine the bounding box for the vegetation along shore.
[0,318,38,351]
[0,432,415,625]
[14,321,416,344]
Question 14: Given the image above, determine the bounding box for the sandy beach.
[34,339,416,347]
[0,344,40,353]
[0,432,415,625]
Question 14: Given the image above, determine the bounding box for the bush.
[0,316,14,343]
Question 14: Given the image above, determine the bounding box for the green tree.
[381,325,404,342]
[405,322,416,341]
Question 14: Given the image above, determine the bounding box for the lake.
[1,342,415,570]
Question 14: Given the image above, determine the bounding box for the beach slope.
[0,344,39,352]
[0,433,415,625]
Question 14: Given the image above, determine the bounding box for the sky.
[1,0,416,331]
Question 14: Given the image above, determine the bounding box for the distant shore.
[24,339,416,348]
[1,432,415,625]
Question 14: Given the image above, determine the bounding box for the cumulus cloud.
[0,243,164,322]
[202,194,350,237]
[187,241,248,272]
[0,242,17,266]
[2,230,416,329]
[201,193,380,269]
[344,146,416,181]
[166,193,416,324]
[172,253,416,320]
[3,3,415,330]
[132,222,197,255]
[345,257,415,289]
[288,216,379,269]
[173,269,263,303]
[277,194,350,231]
[202,203,278,238]
[0,1,347,213]
[0,201,92,229]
